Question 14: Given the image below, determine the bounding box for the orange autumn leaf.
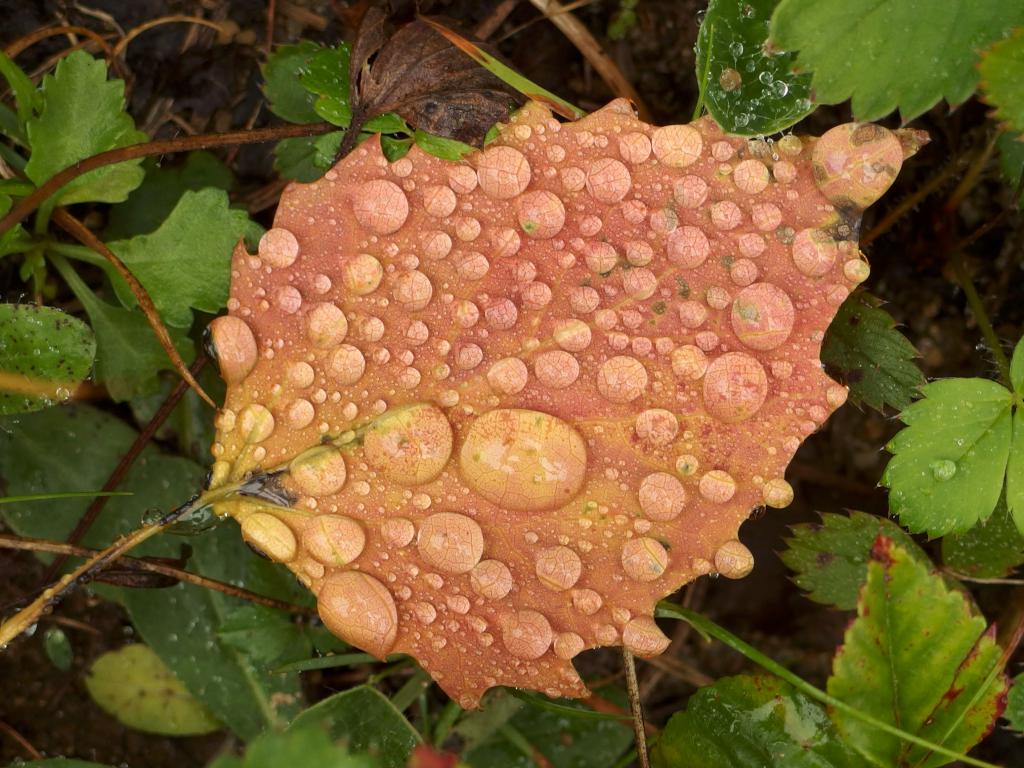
[207,99,923,707]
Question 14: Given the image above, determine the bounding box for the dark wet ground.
[1,1,1022,765]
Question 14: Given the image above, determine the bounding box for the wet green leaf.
[882,377,1015,536]
[828,539,1008,767]
[770,0,1024,122]
[462,687,633,768]
[780,511,927,610]
[301,45,352,127]
[218,605,312,669]
[105,151,235,240]
[1012,337,1024,395]
[695,0,814,135]
[288,685,421,768]
[43,626,73,671]
[208,725,378,768]
[0,50,38,137]
[979,28,1024,135]
[412,130,475,161]
[0,303,96,415]
[15,761,113,768]
[85,643,222,735]
[262,42,322,124]
[108,188,250,327]
[24,51,146,208]
[274,133,344,182]
[1009,406,1024,533]
[942,494,1024,579]
[0,194,33,258]
[651,675,859,768]
[821,291,925,412]
[0,404,305,740]
[54,257,194,402]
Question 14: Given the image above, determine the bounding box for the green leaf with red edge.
[24,51,146,209]
[821,290,925,412]
[827,538,1008,768]
[780,511,927,610]
[979,28,1024,135]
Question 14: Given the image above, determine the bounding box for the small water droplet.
[930,459,957,481]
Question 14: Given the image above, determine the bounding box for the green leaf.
[1005,674,1024,732]
[53,257,193,401]
[827,539,1008,768]
[288,685,421,768]
[0,303,96,415]
[274,132,344,182]
[15,761,113,768]
[1011,337,1024,395]
[208,726,378,768]
[413,130,475,161]
[1009,407,1024,533]
[24,51,146,207]
[129,366,224,464]
[0,403,305,740]
[779,511,927,610]
[0,194,33,258]
[979,28,1024,135]
[85,643,223,736]
[301,45,352,128]
[262,42,322,124]
[43,626,73,671]
[769,0,1024,122]
[218,605,313,669]
[821,291,925,412]
[651,674,859,768]
[942,494,1024,578]
[462,686,634,768]
[0,49,39,137]
[998,132,1024,207]
[108,188,249,327]
[882,378,1014,536]
[695,0,814,135]
[105,151,235,240]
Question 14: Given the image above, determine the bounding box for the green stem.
[949,250,1012,387]
[692,22,713,121]
[0,491,131,504]
[432,699,462,747]
[390,668,432,712]
[656,603,1003,768]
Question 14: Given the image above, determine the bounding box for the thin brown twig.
[39,355,207,585]
[524,0,650,120]
[0,533,314,615]
[266,0,277,53]
[0,720,41,761]
[3,24,121,78]
[861,155,967,246]
[622,648,650,768]
[474,0,520,40]
[0,122,335,236]
[51,209,214,407]
[112,15,224,58]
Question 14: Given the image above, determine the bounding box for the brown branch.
[112,16,225,58]
[1,533,314,615]
[0,122,336,236]
[622,648,651,768]
[39,355,207,585]
[3,24,119,72]
[0,720,41,761]
[51,208,215,407]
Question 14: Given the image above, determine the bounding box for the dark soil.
[1,1,1023,766]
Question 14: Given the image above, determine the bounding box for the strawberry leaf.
[262,42,323,124]
[942,494,1024,579]
[695,0,814,135]
[827,538,1008,767]
[0,303,96,415]
[108,188,251,327]
[979,28,1024,135]
[85,644,222,736]
[651,674,859,767]
[780,511,926,610]
[287,686,421,768]
[770,0,1024,121]
[1006,674,1024,733]
[882,378,1015,536]
[274,133,345,182]
[209,727,377,768]
[821,290,925,412]
[999,132,1024,207]
[24,51,146,209]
